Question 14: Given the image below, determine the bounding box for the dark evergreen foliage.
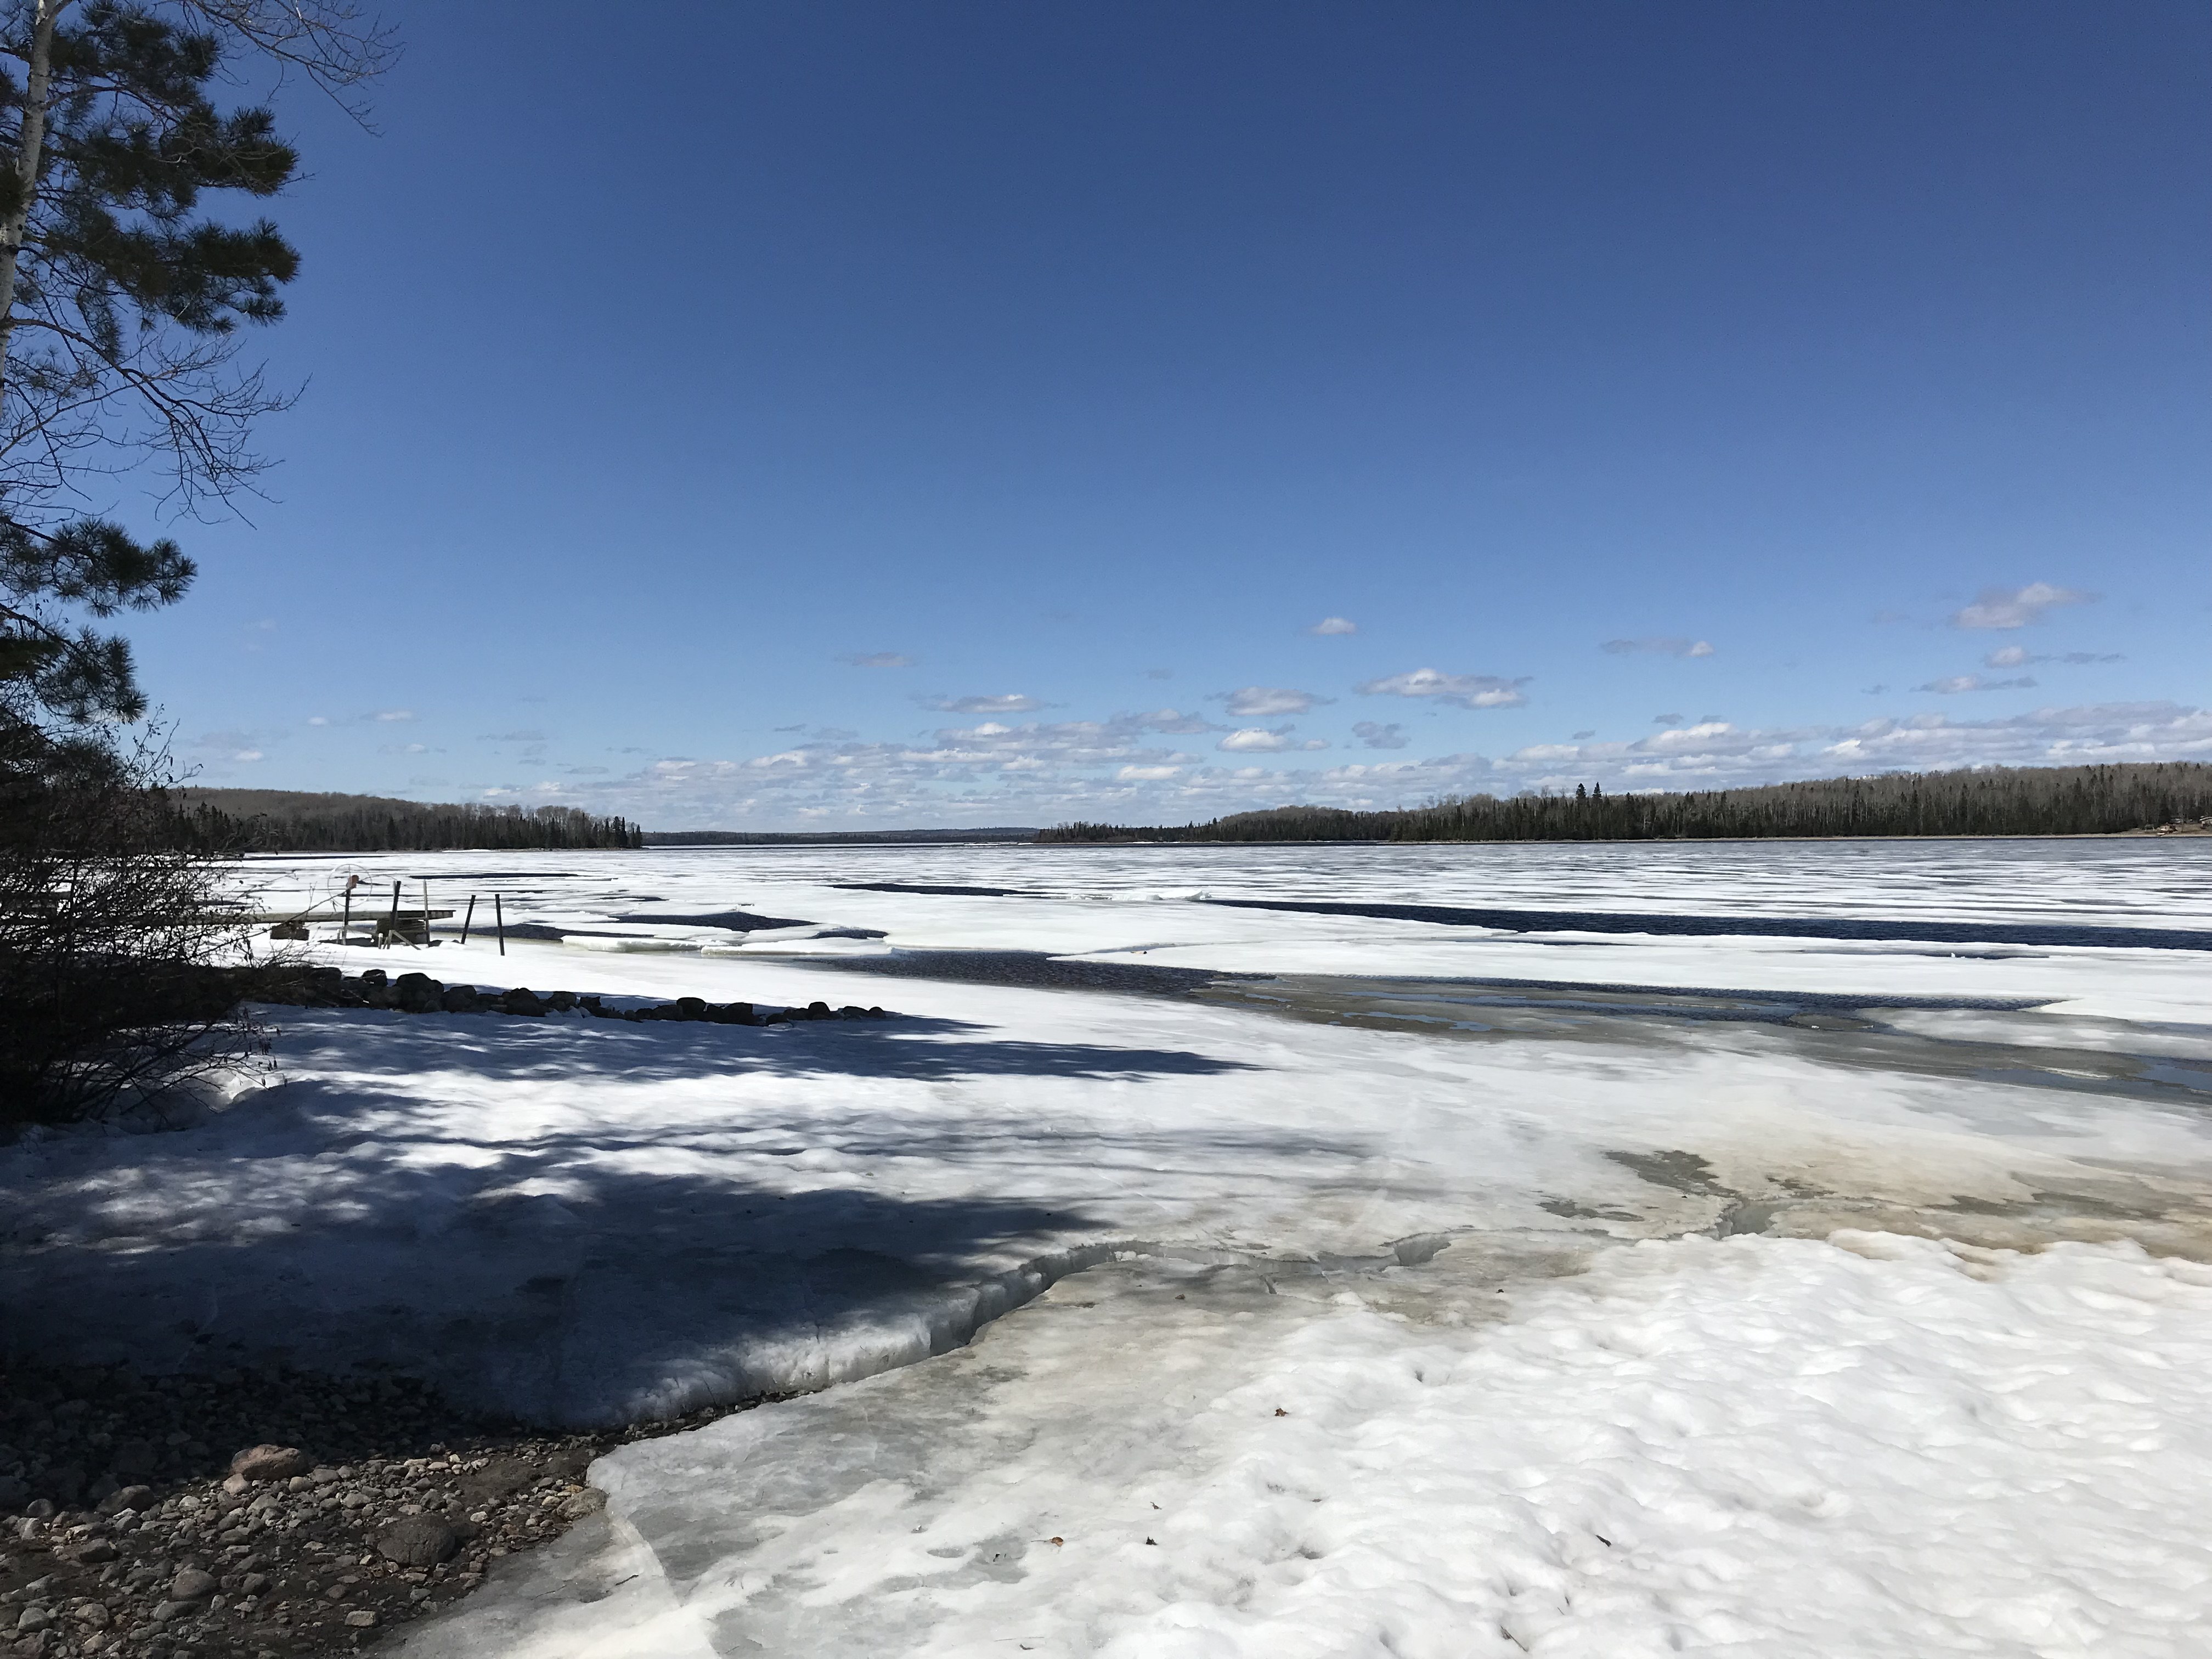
[0,0,324,729]
[1040,764,2212,844]
[170,788,644,852]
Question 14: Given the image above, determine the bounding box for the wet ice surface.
[11,839,2212,1655]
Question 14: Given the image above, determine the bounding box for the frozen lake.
[9,838,2212,1656]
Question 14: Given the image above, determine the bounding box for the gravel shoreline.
[1,1363,773,1657]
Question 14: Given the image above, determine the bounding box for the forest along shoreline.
[1034,760,2212,844]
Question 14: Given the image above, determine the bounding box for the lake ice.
[7,838,2210,1656]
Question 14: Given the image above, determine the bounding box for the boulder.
[713,1002,757,1025]
[440,984,484,1013]
[674,996,708,1021]
[393,972,444,1013]
[546,990,575,1011]
[228,1443,310,1483]
[460,1455,539,1503]
[375,1516,459,1566]
[806,1001,833,1020]
[170,1566,218,1602]
[95,1484,152,1516]
[499,987,546,1017]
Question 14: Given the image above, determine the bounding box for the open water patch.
[791,949,1245,997]
[832,882,1038,898]
[1200,897,2212,952]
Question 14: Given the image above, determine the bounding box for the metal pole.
[495,893,505,956]
[388,881,402,949]
[342,887,352,941]
[423,880,432,946]
[460,894,475,945]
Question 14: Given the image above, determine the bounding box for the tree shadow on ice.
[277,1006,1262,1084]
[3,1148,1130,1428]
[0,1014,1320,1431]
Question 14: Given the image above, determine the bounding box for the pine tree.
[0,0,391,740]
[0,1,390,1124]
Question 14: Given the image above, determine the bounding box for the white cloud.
[1146,668,1173,680]
[1918,675,2038,695]
[306,716,328,726]
[1218,686,1331,716]
[921,692,1045,714]
[840,652,914,667]
[1353,721,1408,750]
[1308,617,1358,635]
[1601,637,1715,657]
[1489,703,2212,796]
[1218,729,1291,752]
[1128,708,1216,734]
[233,749,264,762]
[1218,727,1329,753]
[1950,582,2093,630]
[1356,668,1530,709]
[522,696,2210,832]
[1983,645,2124,669]
[374,709,415,722]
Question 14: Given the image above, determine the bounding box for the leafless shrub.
[0,723,272,1126]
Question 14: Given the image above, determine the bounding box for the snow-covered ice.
[5,838,2210,1655]
[406,1232,2212,1658]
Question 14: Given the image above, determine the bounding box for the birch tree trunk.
[0,0,66,393]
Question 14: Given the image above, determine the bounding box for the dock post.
[495,893,506,956]
[460,894,476,945]
[388,881,402,949]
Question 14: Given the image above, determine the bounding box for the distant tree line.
[1040,763,2212,844]
[170,790,642,853]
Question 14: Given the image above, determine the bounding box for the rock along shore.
[1,1361,780,1658]
[258,965,892,1026]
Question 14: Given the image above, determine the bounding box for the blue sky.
[131,0,2208,828]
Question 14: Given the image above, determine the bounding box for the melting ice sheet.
[8,840,2212,1656]
[400,1233,2212,1659]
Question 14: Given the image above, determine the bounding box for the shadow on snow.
[1,1008,1292,1427]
